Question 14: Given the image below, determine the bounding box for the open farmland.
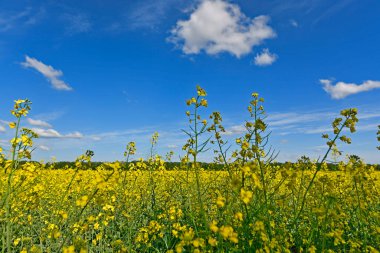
[1,88,379,253]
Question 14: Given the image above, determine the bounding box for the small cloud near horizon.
[321,79,380,99]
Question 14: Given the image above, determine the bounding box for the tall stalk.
[293,109,358,235]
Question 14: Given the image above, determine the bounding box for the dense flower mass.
[0,160,379,252]
[0,88,379,252]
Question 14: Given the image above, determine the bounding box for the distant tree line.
[3,159,378,171]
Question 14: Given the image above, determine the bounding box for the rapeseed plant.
[0,87,379,252]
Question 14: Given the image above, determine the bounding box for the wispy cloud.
[0,7,44,32]
[224,125,246,136]
[126,0,176,30]
[0,125,5,133]
[32,111,65,122]
[223,108,380,137]
[32,128,83,139]
[312,0,354,25]
[106,0,188,32]
[169,0,276,58]
[321,79,380,99]
[62,13,92,35]
[267,112,335,126]
[254,48,278,66]
[27,118,52,128]
[38,145,50,151]
[265,0,354,22]
[290,19,298,27]
[89,129,153,140]
[21,55,73,91]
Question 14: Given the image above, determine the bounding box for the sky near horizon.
[0,0,379,163]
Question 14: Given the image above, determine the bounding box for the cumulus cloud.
[254,48,278,66]
[169,0,276,58]
[321,79,380,99]
[32,128,83,139]
[21,56,72,91]
[27,118,52,128]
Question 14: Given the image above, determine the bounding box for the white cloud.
[21,56,73,91]
[167,144,179,149]
[62,13,92,35]
[27,118,52,128]
[32,128,83,139]
[254,48,278,66]
[290,19,298,27]
[224,125,246,135]
[321,79,380,99]
[0,7,44,32]
[38,145,50,151]
[268,112,334,127]
[65,132,84,138]
[0,125,5,132]
[169,0,276,58]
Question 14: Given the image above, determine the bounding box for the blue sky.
[0,0,379,163]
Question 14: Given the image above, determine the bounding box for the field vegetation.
[0,86,379,252]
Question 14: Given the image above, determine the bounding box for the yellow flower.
[182,228,194,242]
[76,195,88,208]
[240,188,253,204]
[208,237,218,247]
[209,220,219,233]
[192,239,200,248]
[9,122,16,129]
[234,212,243,221]
[53,231,61,239]
[63,246,75,253]
[309,246,317,253]
[219,225,234,239]
[216,196,225,208]
[196,85,207,96]
[200,99,208,107]
[13,238,21,246]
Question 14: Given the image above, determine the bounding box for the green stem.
[5,116,21,253]
[294,118,348,226]
[193,97,205,225]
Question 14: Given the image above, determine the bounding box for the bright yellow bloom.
[216,196,225,208]
[208,237,218,247]
[63,246,75,253]
[210,220,219,233]
[240,188,253,204]
[76,195,88,208]
[234,212,243,221]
